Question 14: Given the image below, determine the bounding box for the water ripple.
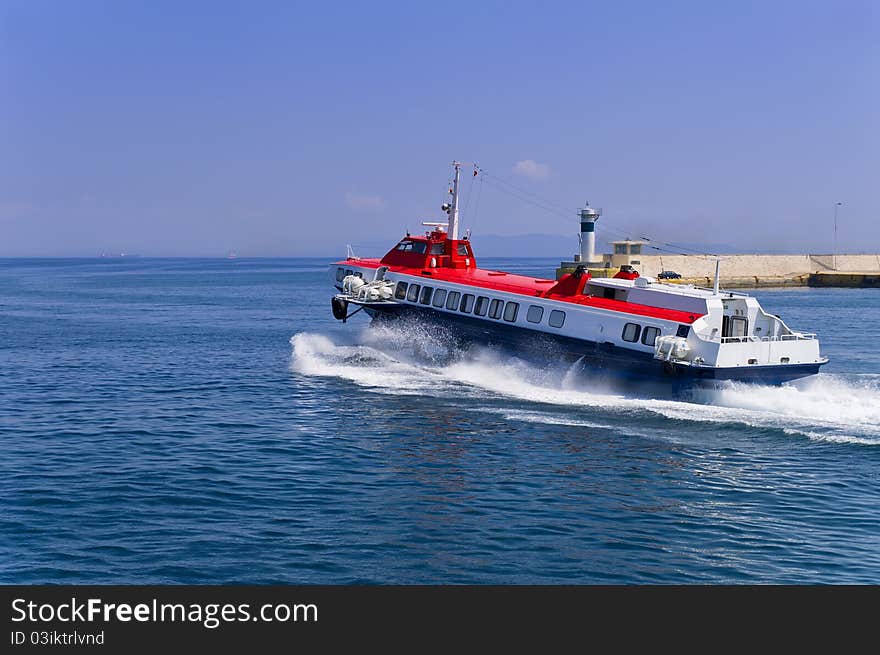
[2,259,879,583]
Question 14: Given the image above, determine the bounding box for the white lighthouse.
[577,205,602,266]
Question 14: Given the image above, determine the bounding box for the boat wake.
[291,328,880,446]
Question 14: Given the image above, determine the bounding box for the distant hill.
[329,233,751,259]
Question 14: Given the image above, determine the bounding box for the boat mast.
[448,161,461,241]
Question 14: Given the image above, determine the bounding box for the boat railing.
[686,286,751,297]
[717,333,817,344]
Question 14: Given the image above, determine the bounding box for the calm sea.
[1,257,879,584]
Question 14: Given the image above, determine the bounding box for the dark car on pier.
[658,270,682,279]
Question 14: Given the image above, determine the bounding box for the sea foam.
[291,329,880,446]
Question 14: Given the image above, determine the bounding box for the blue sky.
[1,0,877,256]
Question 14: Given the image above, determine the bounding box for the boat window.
[474,296,489,316]
[432,288,447,308]
[446,291,461,310]
[375,266,388,280]
[407,284,421,302]
[457,244,469,256]
[429,243,445,255]
[503,302,519,322]
[419,286,433,305]
[676,324,690,338]
[354,272,363,278]
[460,293,475,313]
[548,310,566,328]
[730,316,748,338]
[336,267,345,282]
[395,240,427,254]
[641,326,660,346]
[622,322,641,343]
[345,269,353,277]
[526,305,544,323]
[394,282,408,299]
[489,299,503,319]
[603,287,615,300]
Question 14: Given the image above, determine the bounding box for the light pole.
[833,202,843,270]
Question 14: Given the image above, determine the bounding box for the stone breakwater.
[652,254,880,288]
[635,253,880,279]
[666,274,810,289]
[665,272,879,289]
[559,253,880,288]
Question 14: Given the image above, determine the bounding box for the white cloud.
[512,159,550,180]
[345,191,386,211]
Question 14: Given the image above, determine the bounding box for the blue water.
[2,257,879,584]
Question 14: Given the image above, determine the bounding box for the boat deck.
[334,258,703,323]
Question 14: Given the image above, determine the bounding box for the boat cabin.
[380,229,476,270]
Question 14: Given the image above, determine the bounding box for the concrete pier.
[808,272,880,287]
[623,253,880,279]
[665,275,811,289]
[556,253,880,288]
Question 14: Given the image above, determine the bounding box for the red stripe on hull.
[332,259,703,324]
